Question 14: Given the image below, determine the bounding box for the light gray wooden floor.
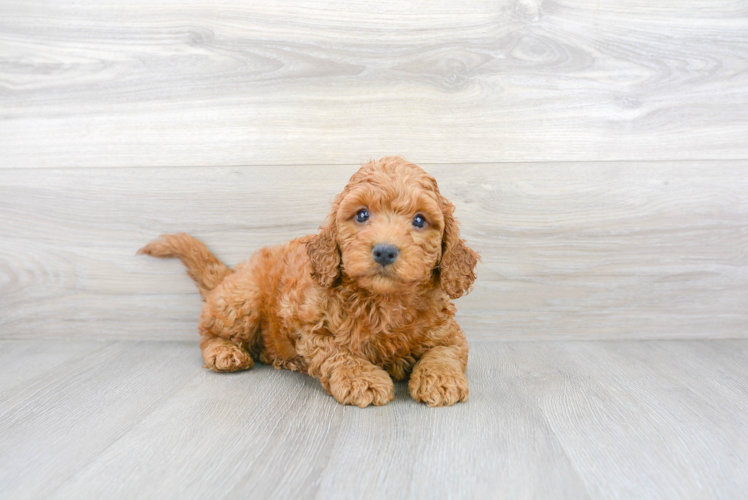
[1,339,746,499]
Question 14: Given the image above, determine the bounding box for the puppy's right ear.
[305,216,341,287]
[438,197,479,299]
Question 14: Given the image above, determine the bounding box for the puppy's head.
[306,157,478,298]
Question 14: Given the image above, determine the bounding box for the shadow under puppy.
[139,156,479,407]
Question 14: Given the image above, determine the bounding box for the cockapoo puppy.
[139,156,478,407]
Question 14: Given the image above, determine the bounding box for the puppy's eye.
[412,214,426,228]
[355,208,370,223]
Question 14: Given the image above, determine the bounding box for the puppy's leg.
[409,328,469,407]
[306,341,394,407]
[198,271,263,373]
[200,336,254,372]
[324,356,395,408]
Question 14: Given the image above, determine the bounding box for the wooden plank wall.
[1,0,746,340]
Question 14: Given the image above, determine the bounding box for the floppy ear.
[438,198,479,299]
[305,212,341,288]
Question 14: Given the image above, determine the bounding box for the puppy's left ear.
[305,208,341,288]
[438,198,479,299]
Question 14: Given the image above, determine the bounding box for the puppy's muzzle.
[372,244,399,267]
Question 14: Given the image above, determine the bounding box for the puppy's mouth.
[374,264,394,273]
[371,264,401,279]
[355,264,402,285]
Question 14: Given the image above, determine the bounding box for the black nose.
[372,244,399,267]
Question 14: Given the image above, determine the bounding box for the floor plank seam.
[506,344,595,500]
[45,368,206,498]
[0,341,115,416]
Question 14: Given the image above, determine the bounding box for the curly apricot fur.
[139,157,479,407]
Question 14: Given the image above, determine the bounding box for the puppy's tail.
[138,233,232,299]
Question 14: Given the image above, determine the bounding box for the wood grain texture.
[0,340,106,402]
[1,0,747,167]
[50,357,345,500]
[47,343,590,500]
[314,342,588,499]
[509,341,748,499]
[0,341,199,500]
[1,340,746,499]
[1,162,746,340]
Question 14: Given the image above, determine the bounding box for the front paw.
[327,364,395,408]
[202,340,254,373]
[409,366,469,407]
